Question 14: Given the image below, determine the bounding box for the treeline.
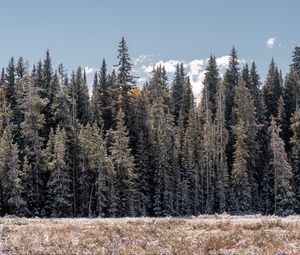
[0,38,300,217]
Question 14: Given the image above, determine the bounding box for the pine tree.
[269,117,296,215]
[292,45,300,80]
[263,58,283,120]
[43,49,53,91]
[201,103,215,214]
[114,37,136,141]
[231,120,252,213]
[223,47,240,174]
[73,67,90,125]
[18,77,48,215]
[171,63,185,125]
[181,109,202,215]
[5,57,17,111]
[78,123,101,216]
[201,55,219,120]
[0,124,25,215]
[115,37,135,88]
[231,77,259,213]
[90,71,103,127]
[145,67,176,216]
[108,109,136,216]
[16,57,27,78]
[180,77,194,128]
[45,127,72,217]
[0,68,5,84]
[290,107,300,212]
[283,65,300,152]
[101,69,118,131]
[224,47,239,125]
[214,81,230,213]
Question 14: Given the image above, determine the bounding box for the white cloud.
[140,56,231,99]
[143,60,187,73]
[132,54,154,66]
[84,66,94,75]
[133,54,248,103]
[266,37,276,49]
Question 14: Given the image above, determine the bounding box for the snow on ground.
[1,215,300,254]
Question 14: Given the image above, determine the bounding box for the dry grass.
[0,215,300,254]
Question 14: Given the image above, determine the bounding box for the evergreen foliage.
[0,40,299,217]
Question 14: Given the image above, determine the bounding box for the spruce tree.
[19,77,48,215]
[235,76,259,207]
[114,37,136,143]
[201,55,219,120]
[102,69,118,131]
[215,81,230,213]
[290,107,300,212]
[73,67,90,125]
[171,63,185,125]
[108,109,136,216]
[0,68,4,84]
[115,37,135,88]
[0,124,25,215]
[231,120,252,213]
[269,117,296,215]
[292,45,300,80]
[263,58,283,120]
[90,71,103,127]
[16,57,27,78]
[181,109,202,215]
[283,67,300,152]
[223,47,240,174]
[145,67,176,216]
[45,127,72,217]
[5,57,17,114]
[224,47,239,125]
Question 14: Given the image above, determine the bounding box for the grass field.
[0,215,300,254]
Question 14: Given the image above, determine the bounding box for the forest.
[0,37,299,218]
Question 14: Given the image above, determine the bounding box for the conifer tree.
[0,68,5,84]
[249,62,264,122]
[45,127,72,217]
[290,107,300,212]
[215,81,230,212]
[78,123,102,216]
[180,77,194,128]
[145,67,176,216]
[108,109,136,216]
[223,47,240,173]
[102,69,118,131]
[231,77,259,213]
[90,71,103,127]
[263,58,283,120]
[224,47,239,125]
[269,117,296,215]
[5,57,17,112]
[115,37,135,88]
[0,124,25,215]
[18,77,48,215]
[231,120,252,213]
[292,45,300,80]
[181,109,202,215]
[114,37,136,141]
[283,65,300,152]
[201,56,219,120]
[73,67,90,125]
[171,63,185,125]
[16,57,27,78]
[42,49,53,91]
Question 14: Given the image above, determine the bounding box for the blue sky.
[1,0,299,95]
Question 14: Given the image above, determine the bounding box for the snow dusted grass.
[1,215,300,254]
